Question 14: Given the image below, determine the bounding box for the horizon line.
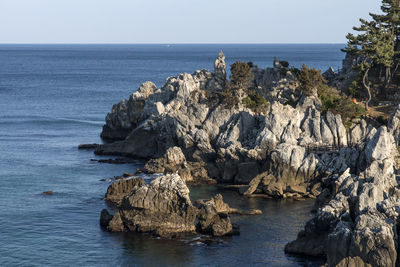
[0,42,346,45]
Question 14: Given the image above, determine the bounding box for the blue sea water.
[0,44,344,266]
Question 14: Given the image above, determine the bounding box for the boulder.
[263,182,284,197]
[102,174,197,237]
[196,194,236,237]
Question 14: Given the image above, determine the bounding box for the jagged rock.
[388,104,400,146]
[95,54,400,264]
[196,194,237,237]
[144,146,197,182]
[214,51,226,82]
[104,177,145,206]
[96,54,350,191]
[101,81,158,140]
[242,173,264,196]
[286,126,400,267]
[102,173,197,237]
[364,126,396,163]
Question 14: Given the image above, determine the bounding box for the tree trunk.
[390,61,400,87]
[363,68,371,111]
[384,66,391,98]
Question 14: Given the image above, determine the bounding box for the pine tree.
[370,0,400,85]
[230,62,254,90]
[343,19,395,109]
[370,0,400,43]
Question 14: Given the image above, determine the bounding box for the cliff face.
[95,53,400,265]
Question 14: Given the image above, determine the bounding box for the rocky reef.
[100,173,255,237]
[93,52,400,265]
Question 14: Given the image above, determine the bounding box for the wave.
[0,115,104,126]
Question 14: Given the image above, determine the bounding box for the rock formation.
[94,54,357,199]
[94,53,400,265]
[101,173,198,236]
[285,124,400,266]
[101,175,251,237]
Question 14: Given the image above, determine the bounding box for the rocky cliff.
[95,53,366,195]
[94,53,400,265]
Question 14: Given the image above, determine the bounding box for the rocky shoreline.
[85,52,400,266]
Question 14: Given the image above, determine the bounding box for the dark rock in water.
[194,194,262,216]
[91,158,134,164]
[197,204,233,237]
[100,209,113,227]
[245,209,263,215]
[195,194,240,237]
[78,143,100,150]
[105,177,145,206]
[42,191,54,195]
[102,174,197,237]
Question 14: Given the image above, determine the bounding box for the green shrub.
[318,85,340,111]
[336,95,366,123]
[317,84,365,126]
[243,91,269,113]
[230,62,254,90]
[298,64,327,96]
[219,82,239,108]
[348,80,361,98]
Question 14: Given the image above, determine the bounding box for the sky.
[0,0,382,44]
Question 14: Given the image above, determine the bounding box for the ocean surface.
[0,44,344,266]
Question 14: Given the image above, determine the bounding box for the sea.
[0,44,344,266]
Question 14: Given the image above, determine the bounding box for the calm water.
[0,44,343,266]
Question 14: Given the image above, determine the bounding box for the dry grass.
[367,104,397,120]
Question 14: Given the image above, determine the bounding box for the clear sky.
[0,0,382,44]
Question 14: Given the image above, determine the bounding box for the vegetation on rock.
[229,61,254,90]
[242,91,270,113]
[298,64,327,96]
[298,64,366,125]
[343,0,400,109]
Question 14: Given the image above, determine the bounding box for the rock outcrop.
[104,177,145,206]
[94,52,400,265]
[101,175,254,237]
[195,194,237,237]
[95,54,360,200]
[285,125,400,267]
[144,146,213,183]
[101,173,198,236]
